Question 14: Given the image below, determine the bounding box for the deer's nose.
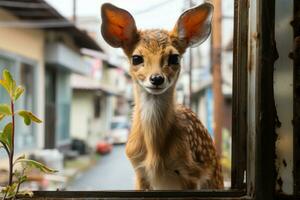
[150,74,165,86]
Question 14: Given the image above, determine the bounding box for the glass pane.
[0,0,234,193]
[64,0,233,191]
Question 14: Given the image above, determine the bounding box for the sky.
[45,0,234,61]
[45,0,233,43]
[45,0,186,30]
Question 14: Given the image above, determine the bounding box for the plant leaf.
[3,69,16,97]
[3,70,13,85]
[19,175,28,184]
[14,86,24,101]
[0,123,12,150]
[0,113,5,121]
[0,79,10,95]
[14,154,26,164]
[17,190,33,197]
[3,183,17,198]
[16,159,58,173]
[17,110,42,125]
[0,104,11,115]
[27,112,42,123]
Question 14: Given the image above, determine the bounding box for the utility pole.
[211,0,224,156]
[188,47,193,108]
[73,0,77,23]
[186,0,195,108]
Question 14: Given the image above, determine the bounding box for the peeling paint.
[274,0,294,195]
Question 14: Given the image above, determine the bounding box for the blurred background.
[0,0,233,191]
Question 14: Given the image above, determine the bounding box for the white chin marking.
[145,87,167,95]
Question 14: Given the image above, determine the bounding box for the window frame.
[0,48,39,152]
[293,0,300,196]
[23,0,283,199]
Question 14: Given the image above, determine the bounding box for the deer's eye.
[168,54,180,65]
[132,55,144,65]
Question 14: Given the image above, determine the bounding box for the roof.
[0,0,102,51]
[71,74,122,96]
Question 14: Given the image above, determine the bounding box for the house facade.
[70,59,132,147]
[0,0,101,154]
[0,8,45,152]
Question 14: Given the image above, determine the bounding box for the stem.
[8,100,15,187]
[0,141,9,157]
[12,182,20,200]
[13,168,25,200]
[2,192,7,200]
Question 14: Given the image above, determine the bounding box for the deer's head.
[101,3,213,95]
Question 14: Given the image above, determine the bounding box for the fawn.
[101,2,224,190]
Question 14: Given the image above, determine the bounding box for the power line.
[132,0,181,15]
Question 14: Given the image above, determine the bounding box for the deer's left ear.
[172,3,213,48]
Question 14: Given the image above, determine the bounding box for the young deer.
[101,2,224,190]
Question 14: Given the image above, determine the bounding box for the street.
[67,145,135,190]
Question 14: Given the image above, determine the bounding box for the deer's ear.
[172,3,213,48]
[101,3,138,50]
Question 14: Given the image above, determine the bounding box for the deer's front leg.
[135,170,150,190]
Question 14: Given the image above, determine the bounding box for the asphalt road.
[67,144,135,190]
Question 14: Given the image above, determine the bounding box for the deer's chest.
[132,152,186,190]
[146,161,183,190]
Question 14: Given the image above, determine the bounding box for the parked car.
[110,116,130,144]
[96,136,113,155]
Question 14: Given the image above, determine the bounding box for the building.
[0,0,101,153]
[70,72,120,147]
[68,15,133,146]
[69,57,133,146]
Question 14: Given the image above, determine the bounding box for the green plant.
[0,69,57,199]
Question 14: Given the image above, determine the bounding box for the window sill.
[24,189,248,199]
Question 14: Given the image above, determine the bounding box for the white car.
[110,117,130,144]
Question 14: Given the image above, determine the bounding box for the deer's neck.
[133,84,175,156]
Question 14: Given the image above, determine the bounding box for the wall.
[0,9,44,62]
[70,90,110,147]
[71,91,94,140]
[0,9,45,149]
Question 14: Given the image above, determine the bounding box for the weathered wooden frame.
[293,0,300,197]
[22,0,286,199]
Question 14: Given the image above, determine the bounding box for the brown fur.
[126,30,224,190]
[100,2,223,190]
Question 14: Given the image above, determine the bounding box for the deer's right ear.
[172,3,213,48]
[101,3,138,50]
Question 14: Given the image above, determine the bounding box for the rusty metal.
[272,0,294,195]
[231,0,248,190]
